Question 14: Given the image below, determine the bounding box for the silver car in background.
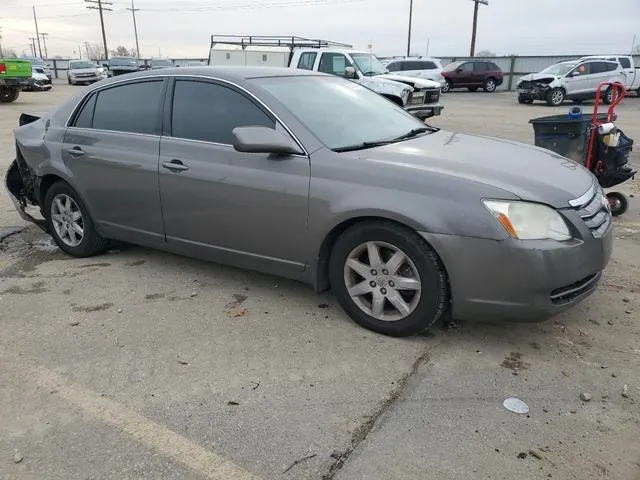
[5,68,612,337]
[67,60,107,85]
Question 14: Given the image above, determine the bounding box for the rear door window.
[619,57,631,69]
[91,80,164,134]
[171,80,274,144]
[473,62,488,72]
[589,62,607,74]
[297,52,317,70]
[72,93,97,128]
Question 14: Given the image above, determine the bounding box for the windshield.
[70,61,98,69]
[253,76,427,151]
[351,54,388,76]
[151,59,173,66]
[443,61,463,72]
[540,62,577,76]
[110,58,137,66]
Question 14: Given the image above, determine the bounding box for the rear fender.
[5,160,48,231]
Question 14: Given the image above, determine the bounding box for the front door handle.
[65,146,85,156]
[161,159,189,172]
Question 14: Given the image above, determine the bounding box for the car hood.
[518,72,559,82]
[70,67,101,74]
[378,73,441,89]
[353,130,594,208]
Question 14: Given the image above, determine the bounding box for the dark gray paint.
[8,67,612,323]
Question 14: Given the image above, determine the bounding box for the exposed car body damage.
[516,74,557,101]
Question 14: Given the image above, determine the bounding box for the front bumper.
[421,223,613,322]
[517,85,550,101]
[405,103,444,119]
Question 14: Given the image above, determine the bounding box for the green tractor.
[0,59,32,103]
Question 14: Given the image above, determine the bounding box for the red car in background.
[441,60,504,93]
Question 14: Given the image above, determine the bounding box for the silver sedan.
[6,67,612,336]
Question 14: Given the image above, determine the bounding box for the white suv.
[516,59,625,106]
[384,57,445,86]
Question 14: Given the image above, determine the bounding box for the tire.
[0,86,20,103]
[468,87,479,92]
[441,80,452,93]
[607,192,629,217]
[328,221,449,337]
[602,87,614,105]
[483,78,497,92]
[44,181,108,257]
[517,95,533,104]
[546,88,565,106]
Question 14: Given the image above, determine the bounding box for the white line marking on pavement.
[4,352,259,480]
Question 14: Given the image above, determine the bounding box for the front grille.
[518,80,533,89]
[75,73,97,78]
[550,272,601,305]
[409,88,440,105]
[569,183,611,238]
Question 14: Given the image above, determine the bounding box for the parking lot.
[1,84,639,480]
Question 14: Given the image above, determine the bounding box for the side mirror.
[344,66,356,79]
[571,70,580,76]
[232,126,302,156]
[456,68,463,73]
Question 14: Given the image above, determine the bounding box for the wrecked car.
[6,67,612,337]
[517,59,625,106]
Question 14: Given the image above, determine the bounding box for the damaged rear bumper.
[5,160,47,231]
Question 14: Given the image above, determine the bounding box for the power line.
[85,0,112,60]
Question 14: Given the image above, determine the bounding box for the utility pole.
[126,0,141,59]
[28,37,37,57]
[469,0,488,57]
[85,0,112,60]
[426,38,430,56]
[33,7,43,58]
[39,33,49,58]
[406,0,413,57]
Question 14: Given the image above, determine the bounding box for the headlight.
[482,200,571,241]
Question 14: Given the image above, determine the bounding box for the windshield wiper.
[392,126,438,141]
[333,140,396,153]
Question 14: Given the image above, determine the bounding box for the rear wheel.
[329,221,449,337]
[602,87,614,105]
[546,88,565,106]
[0,86,20,103]
[441,80,452,93]
[44,182,108,257]
[483,78,497,92]
[607,192,629,216]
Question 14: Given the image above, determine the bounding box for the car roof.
[95,66,322,84]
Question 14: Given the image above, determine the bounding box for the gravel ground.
[1,83,639,480]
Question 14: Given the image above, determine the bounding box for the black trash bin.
[529,113,615,164]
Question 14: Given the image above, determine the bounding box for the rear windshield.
[110,58,137,67]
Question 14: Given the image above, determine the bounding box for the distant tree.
[475,50,496,57]
[110,45,135,57]
[85,42,104,60]
[633,44,640,54]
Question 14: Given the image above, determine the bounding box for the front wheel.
[441,80,452,93]
[329,221,449,337]
[44,182,108,257]
[607,192,629,216]
[483,78,497,92]
[546,88,565,106]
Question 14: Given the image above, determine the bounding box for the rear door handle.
[65,146,85,156]
[161,159,190,172]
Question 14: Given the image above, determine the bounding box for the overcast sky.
[2,0,639,59]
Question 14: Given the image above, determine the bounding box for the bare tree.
[85,42,104,60]
[110,45,135,57]
[475,50,496,57]
[3,48,18,58]
[633,44,640,55]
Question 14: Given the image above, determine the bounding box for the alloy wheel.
[551,90,564,105]
[485,79,496,92]
[51,193,84,247]
[343,241,422,322]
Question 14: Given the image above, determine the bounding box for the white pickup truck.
[208,35,443,119]
[581,55,640,95]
